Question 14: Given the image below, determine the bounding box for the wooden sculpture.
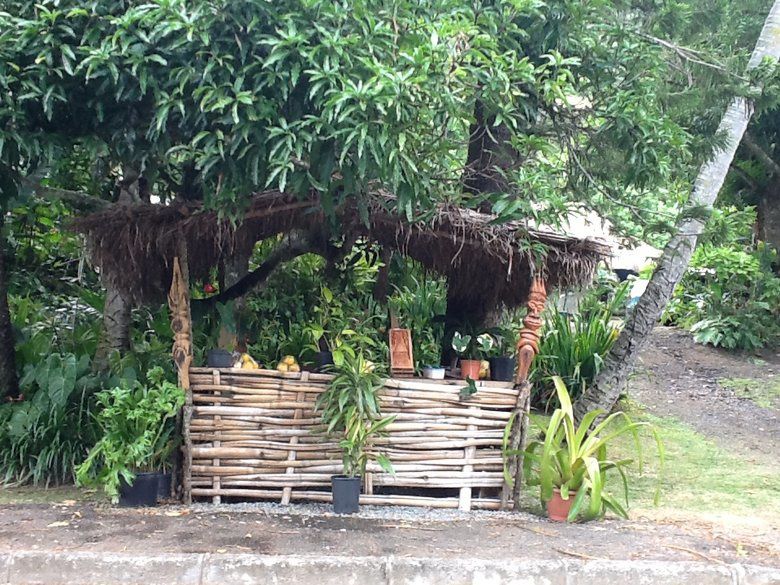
[168,252,194,503]
[515,278,547,386]
[389,328,415,378]
[503,277,547,509]
[168,256,193,391]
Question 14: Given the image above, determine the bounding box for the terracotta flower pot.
[546,488,576,522]
[460,359,481,380]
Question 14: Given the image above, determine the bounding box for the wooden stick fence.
[186,367,518,510]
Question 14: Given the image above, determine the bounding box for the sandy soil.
[0,501,777,566]
[630,326,780,461]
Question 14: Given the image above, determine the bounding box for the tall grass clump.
[532,282,629,409]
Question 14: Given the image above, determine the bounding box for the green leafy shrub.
[0,354,102,485]
[316,352,394,478]
[665,242,780,350]
[75,367,184,501]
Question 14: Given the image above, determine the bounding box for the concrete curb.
[0,552,777,585]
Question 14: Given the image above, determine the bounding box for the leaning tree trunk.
[0,231,19,399]
[574,0,780,420]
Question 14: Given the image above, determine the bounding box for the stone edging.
[0,551,778,585]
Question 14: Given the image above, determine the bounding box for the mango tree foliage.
[1,0,697,231]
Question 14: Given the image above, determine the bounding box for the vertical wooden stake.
[459,415,478,511]
[281,373,308,505]
[212,369,222,505]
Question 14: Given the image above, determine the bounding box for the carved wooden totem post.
[503,277,547,510]
[168,250,194,503]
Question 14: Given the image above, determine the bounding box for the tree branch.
[21,177,111,211]
[742,132,780,176]
[192,230,323,308]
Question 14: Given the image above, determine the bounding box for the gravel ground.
[1,501,778,566]
[189,501,540,523]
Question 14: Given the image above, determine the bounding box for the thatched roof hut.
[72,191,610,307]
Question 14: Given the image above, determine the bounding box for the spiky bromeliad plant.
[316,351,395,478]
[506,377,663,521]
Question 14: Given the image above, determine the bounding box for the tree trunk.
[574,0,780,420]
[0,230,19,399]
[757,180,780,254]
[439,96,517,360]
[216,247,251,351]
[93,166,143,371]
[93,286,131,371]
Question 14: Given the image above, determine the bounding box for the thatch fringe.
[72,190,609,305]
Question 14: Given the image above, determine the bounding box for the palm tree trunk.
[574,0,780,420]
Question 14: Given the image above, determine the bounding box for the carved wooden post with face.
[168,253,193,503]
[503,277,547,510]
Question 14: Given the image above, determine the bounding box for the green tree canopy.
[1,0,711,233]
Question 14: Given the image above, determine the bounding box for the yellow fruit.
[241,353,259,369]
[289,363,301,373]
[276,362,289,373]
[283,355,296,366]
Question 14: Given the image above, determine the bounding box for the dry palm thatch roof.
[71,190,611,307]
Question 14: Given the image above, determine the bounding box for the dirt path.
[0,501,776,567]
[631,327,780,461]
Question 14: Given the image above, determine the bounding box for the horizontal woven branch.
[187,369,518,508]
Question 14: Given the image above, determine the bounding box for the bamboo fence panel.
[187,367,518,510]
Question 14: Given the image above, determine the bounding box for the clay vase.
[460,359,482,380]
[546,488,575,522]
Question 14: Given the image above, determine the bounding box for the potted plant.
[421,365,446,379]
[507,377,662,522]
[303,286,344,370]
[316,351,394,514]
[487,328,517,382]
[452,332,493,380]
[76,367,185,507]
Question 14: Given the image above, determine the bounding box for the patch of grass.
[610,401,780,522]
[524,402,780,523]
[719,377,780,409]
[0,485,104,505]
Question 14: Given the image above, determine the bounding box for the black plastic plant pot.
[157,471,172,500]
[315,351,334,371]
[331,475,361,514]
[207,349,234,368]
[118,472,159,507]
[489,357,516,382]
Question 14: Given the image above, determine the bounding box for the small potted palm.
[76,367,185,506]
[507,377,662,521]
[316,350,394,514]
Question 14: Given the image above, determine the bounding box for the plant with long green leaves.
[75,367,184,501]
[505,377,663,521]
[532,282,629,408]
[316,352,394,478]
